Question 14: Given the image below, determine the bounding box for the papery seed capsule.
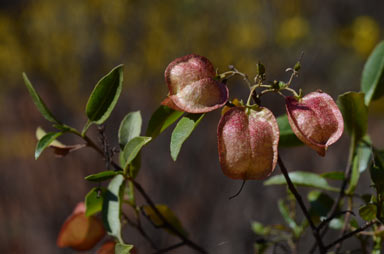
[217,107,279,180]
[57,202,105,251]
[285,91,344,156]
[165,54,229,113]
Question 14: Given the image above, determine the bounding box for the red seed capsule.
[217,107,279,180]
[57,202,105,251]
[285,91,344,156]
[165,54,228,113]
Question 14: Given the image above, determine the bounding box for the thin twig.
[325,221,376,250]
[277,155,326,254]
[123,213,158,250]
[153,242,186,254]
[317,210,355,231]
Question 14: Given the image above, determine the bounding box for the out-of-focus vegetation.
[1,0,384,253]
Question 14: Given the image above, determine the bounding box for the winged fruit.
[217,106,279,179]
[285,91,344,156]
[57,202,105,250]
[164,54,229,113]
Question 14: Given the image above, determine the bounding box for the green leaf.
[278,199,302,237]
[142,204,188,237]
[115,243,134,254]
[361,41,384,105]
[124,181,136,207]
[85,171,121,182]
[264,171,338,192]
[170,113,204,161]
[83,65,124,134]
[346,136,372,194]
[85,187,105,217]
[118,111,142,149]
[23,73,60,124]
[321,171,345,181]
[122,136,151,173]
[251,221,270,236]
[359,204,377,221]
[308,190,334,218]
[102,174,125,243]
[146,105,184,139]
[277,114,303,147]
[35,132,64,159]
[329,218,344,230]
[337,91,368,141]
[370,150,384,188]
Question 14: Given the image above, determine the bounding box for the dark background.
[1,0,384,253]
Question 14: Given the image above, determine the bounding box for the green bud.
[256,62,265,76]
[294,61,301,71]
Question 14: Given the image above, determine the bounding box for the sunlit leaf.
[361,41,384,105]
[83,65,124,134]
[251,221,270,236]
[23,73,60,124]
[85,171,121,182]
[115,243,134,254]
[102,175,125,243]
[264,171,338,191]
[337,91,368,141]
[347,136,372,194]
[118,111,142,149]
[170,113,204,161]
[277,114,303,147]
[146,105,184,139]
[359,204,377,221]
[85,188,105,217]
[122,136,151,173]
[142,204,188,237]
[35,131,64,159]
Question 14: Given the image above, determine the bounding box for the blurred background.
[1,0,384,253]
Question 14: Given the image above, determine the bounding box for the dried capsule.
[57,202,105,251]
[285,91,344,156]
[165,54,228,113]
[217,107,279,180]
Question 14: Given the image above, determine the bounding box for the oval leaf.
[170,113,204,161]
[264,171,338,191]
[85,171,120,182]
[118,111,142,149]
[277,114,303,147]
[142,204,188,237]
[122,136,152,172]
[321,171,345,181]
[361,41,384,105]
[23,73,60,124]
[35,132,64,159]
[84,65,123,133]
[337,92,368,141]
[359,204,377,221]
[102,174,125,243]
[308,190,334,218]
[85,187,105,217]
[146,105,184,139]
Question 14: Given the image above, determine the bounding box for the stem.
[153,242,185,254]
[277,155,326,254]
[334,197,353,253]
[325,221,376,250]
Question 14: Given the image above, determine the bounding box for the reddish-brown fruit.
[57,202,105,251]
[285,91,344,156]
[217,107,279,180]
[165,54,228,113]
[97,241,116,254]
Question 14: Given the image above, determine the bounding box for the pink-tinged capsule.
[217,107,279,180]
[165,54,228,113]
[57,202,105,251]
[285,91,344,156]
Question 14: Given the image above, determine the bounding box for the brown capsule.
[57,202,105,251]
[285,91,344,156]
[165,54,228,113]
[217,107,279,180]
